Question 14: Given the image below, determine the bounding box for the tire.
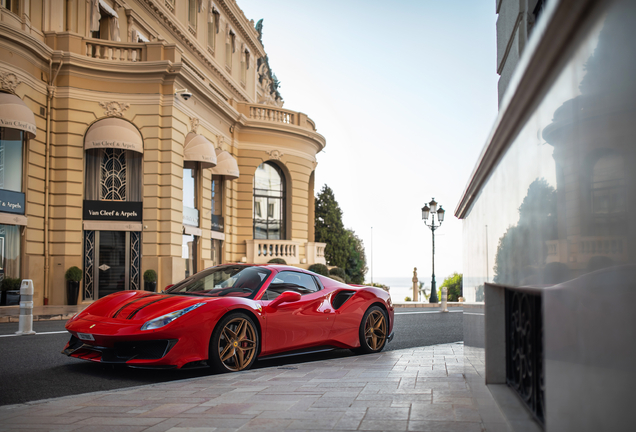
[352,306,389,354]
[209,312,259,373]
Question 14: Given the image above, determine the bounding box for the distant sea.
[371,277,427,302]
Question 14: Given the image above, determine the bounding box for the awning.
[84,118,143,154]
[211,148,240,180]
[99,0,118,17]
[184,132,217,168]
[0,93,37,139]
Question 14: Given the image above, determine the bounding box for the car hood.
[76,291,217,322]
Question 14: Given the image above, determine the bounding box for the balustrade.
[248,106,295,124]
[85,40,144,62]
[246,239,300,264]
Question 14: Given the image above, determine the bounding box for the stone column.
[412,267,419,302]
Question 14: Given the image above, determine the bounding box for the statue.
[255,19,263,43]
[412,267,419,302]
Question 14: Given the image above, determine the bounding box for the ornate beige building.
[0,0,326,306]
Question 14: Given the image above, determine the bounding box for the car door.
[259,271,336,356]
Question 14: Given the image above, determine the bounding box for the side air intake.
[332,290,356,310]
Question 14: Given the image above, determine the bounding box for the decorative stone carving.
[266,149,284,160]
[99,101,130,117]
[190,117,200,133]
[0,72,21,93]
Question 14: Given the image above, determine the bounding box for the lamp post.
[421,198,445,303]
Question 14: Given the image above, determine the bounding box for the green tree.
[315,185,349,269]
[315,185,368,284]
[344,229,368,284]
[440,272,463,302]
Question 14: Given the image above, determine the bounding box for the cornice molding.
[216,0,265,56]
[138,0,252,103]
[240,142,317,164]
[238,119,326,151]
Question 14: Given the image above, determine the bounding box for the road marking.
[463,312,485,316]
[395,310,463,315]
[0,331,68,338]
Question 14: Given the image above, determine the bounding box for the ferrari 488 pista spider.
[63,264,394,372]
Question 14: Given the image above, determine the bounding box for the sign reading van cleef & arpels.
[83,201,143,221]
[0,190,26,215]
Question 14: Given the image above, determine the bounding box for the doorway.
[83,230,141,300]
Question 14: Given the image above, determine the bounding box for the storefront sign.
[83,200,143,221]
[0,190,25,215]
[183,206,199,227]
[0,118,37,136]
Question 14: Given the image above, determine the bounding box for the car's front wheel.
[352,306,388,354]
[209,312,259,373]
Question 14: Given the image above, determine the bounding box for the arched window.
[85,148,142,201]
[254,162,285,239]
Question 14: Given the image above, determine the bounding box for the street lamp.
[421,198,445,303]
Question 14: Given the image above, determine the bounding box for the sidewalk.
[0,304,88,323]
[0,342,540,432]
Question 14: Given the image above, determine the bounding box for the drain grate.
[278,366,298,370]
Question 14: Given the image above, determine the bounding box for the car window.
[264,271,320,300]
[166,265,270,298]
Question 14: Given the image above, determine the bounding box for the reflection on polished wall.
[459,0,636,429]
[462,0,635,302]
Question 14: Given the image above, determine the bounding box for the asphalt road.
[0,307,463,406]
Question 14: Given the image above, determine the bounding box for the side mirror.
[164,284,174,293]
[269,291,301,308]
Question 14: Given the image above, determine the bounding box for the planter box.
[5,290,20,306]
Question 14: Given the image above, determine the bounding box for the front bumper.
[62,335,179,368]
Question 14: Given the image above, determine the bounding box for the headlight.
[141,303,204,331]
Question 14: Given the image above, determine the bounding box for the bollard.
[16,279,36,335]
[440,287,449,313]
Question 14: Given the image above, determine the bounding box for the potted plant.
[1,277,21,306]
[143,269,157,292]
[65,266,82,306]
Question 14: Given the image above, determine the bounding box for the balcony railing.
[579,236,624,257]
[505,286,545,428]
[235,103,318,133]
[246,239,301,264]
[305,242,327,265]
[248,106,295,124]
[85,39,145,62]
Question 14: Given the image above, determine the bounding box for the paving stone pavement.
[0,342,538,431]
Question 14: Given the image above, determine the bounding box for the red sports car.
[63,264,394,372]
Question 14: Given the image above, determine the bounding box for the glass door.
[97,231,127,298]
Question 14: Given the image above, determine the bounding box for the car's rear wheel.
[353,306,388,354]
[209,312,259,373]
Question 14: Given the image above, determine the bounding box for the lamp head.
[437,206,445,223]
[429,198,438,213]
[421,204,430,221]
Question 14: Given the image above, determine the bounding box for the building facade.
[458,0,635,429]
[0,0,326,306]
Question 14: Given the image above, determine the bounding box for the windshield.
[166,265,271,298]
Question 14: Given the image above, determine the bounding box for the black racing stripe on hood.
[112,293,156,318]
[126,296,174,320]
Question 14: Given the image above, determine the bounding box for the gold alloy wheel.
[217,317,257,371]
[364,310,387,351]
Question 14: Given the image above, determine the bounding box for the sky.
[237,0,500,282]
